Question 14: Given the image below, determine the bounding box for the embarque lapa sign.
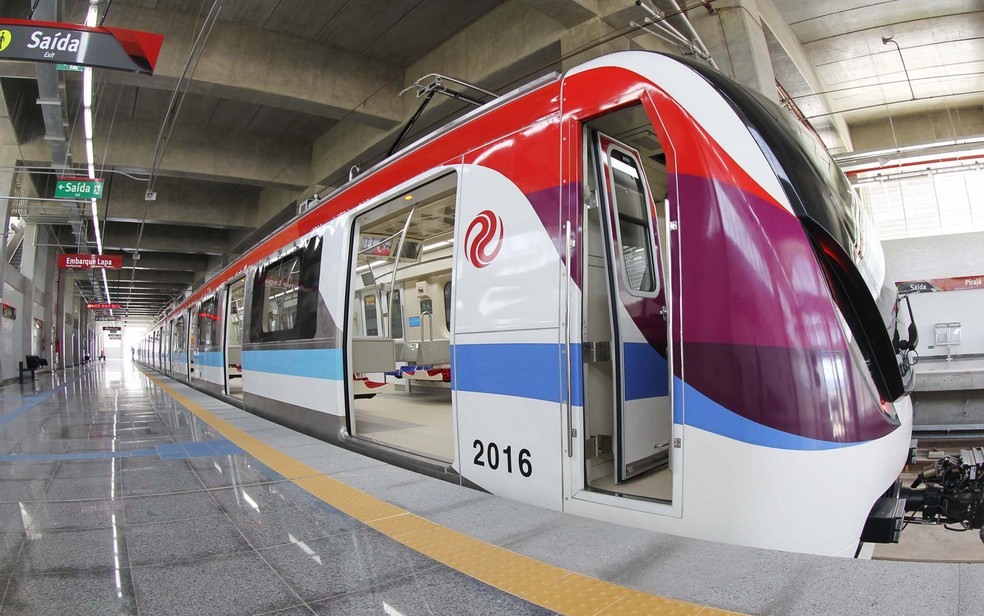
[0,19,163,75]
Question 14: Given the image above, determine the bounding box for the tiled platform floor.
[5,361,984,616]
[0,363,553,616]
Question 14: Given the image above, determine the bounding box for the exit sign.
[55,177,104,199]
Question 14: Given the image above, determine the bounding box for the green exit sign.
[55,177,104,199]
[56,64,84,72]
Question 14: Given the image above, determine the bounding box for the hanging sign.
[55,177,104,199]
[897,275,984,294]
[0,19,164,75]
[58,254,122,269]
[87,303,122,310]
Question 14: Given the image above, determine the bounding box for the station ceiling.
[1,0,981,325]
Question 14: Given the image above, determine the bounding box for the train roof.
[152,69,565,327]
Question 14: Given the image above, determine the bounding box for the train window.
[197,297,219,349]
[443,281,452,331]
[264,252,302,332]
[250,236,322,342]
[364,295,378,336]
[390,290,403,339]
[609,148,658,294]
[172,316,186,354]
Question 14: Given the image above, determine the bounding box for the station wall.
[882,231,984,358]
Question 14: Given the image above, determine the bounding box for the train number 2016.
[472,439,532,477]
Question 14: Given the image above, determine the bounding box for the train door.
[188,309,197,382]
[224,277,245,397]
[346,171,457,463]
[576,103,676,504]
[172,315,187,379]
[189,304,200,383]
[163,324,171,373]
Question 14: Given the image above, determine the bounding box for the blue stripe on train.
[239,343,861,450]
[242,349,344,380]
[451,343,585,406]
[194,351,225,367]
[679,377,862,451]
[624,343,669,399]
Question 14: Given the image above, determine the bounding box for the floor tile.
[16,526,126,574]
[310,565,553,615]
[1,569,138,615]
[0,504,24,532]
[120,467,205,496]
[211,483,362,549]
[52,459,119,479]
[42,476,120,501]
[259,528,437,602]
[0,479,48,502]
[130,552,299,616]
[0,533,25,574]
[126,515,251,566]
[0,462,57,481]
[185,455,284,489]
[17,500,122,531]
[12,442,66,455]
[122,490,224,525]
[120,457,189,473]
[255,606,315,616]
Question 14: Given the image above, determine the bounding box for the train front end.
[676,58,914,555]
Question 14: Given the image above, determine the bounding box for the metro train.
[138,51,920,556]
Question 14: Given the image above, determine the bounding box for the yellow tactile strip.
[143,370,739,616]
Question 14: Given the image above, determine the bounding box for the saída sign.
[0,19,163,75]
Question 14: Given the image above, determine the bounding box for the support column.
[690,0,778,101]
[18,224,38,364]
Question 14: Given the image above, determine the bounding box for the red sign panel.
[87,303,122,310]
[58,254,122,269]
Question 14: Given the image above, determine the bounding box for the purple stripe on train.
[672,173,897,444]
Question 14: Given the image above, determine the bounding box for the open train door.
[594,132,673,483]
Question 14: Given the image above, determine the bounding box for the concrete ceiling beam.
[310,0,574,186]
[98,176,260,230]
[68,4,404,129]
[61,118,311,191]
[118,253,209,272]
[86,268,195,285]
[54,222,235,256]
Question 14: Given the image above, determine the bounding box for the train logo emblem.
[464,210,503,268]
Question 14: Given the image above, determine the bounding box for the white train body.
[141,52,913,556]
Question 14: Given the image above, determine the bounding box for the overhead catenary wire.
[125,0,223,320]
[145,0,224,197]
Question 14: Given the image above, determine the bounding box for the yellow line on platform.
[143,369,738,616]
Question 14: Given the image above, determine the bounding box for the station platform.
[1,361,982,615]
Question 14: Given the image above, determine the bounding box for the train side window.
[364,295,378,336]
[608,147,658,295]
[197,298,218,348]
[264,251,302,333]
[172,316,185,354]
[390,290,403,339]
[251,236,322,342]
[443,281,452,332]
